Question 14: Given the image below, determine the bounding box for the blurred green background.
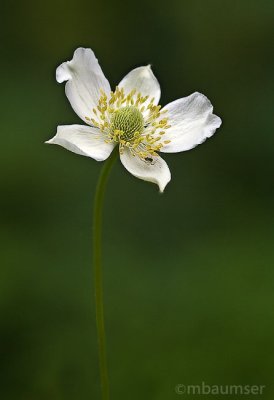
[1,0,274,399]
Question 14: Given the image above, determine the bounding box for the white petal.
[46,125,115,161]
[120,149,171,192]
[160,92,222,153]
[56,48,111,123]
[118,65,161,105]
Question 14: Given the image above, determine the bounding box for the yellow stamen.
[84,87,171,160]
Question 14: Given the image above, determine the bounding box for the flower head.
[46,48,222,192]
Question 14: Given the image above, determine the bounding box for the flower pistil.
[85,87,171,161]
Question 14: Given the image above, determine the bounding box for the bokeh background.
[1,0,274,399]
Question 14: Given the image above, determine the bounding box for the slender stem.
[93,149,118,400]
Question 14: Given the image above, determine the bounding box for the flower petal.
[46,125,115,161]
[118,65,161,105]
[120,149,171,192]
[160,92,222,153]
[56,48,111,123]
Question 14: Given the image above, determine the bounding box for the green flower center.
[111,106,144,141]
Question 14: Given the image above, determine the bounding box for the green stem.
[93,149,118,400]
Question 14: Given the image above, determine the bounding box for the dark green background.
[1,0,274,399]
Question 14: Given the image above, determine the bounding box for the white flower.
[46,47,222,192]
